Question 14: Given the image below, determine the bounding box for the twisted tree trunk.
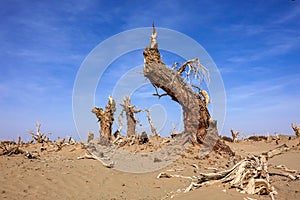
[143,47,210,143]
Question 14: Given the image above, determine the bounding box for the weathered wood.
[119,96,141,137]
[77,153,114,168]
[92,96,116,140]
[144,109,159,137]
[28,122,51,143]
[230,129,239,143]
[87,131,94,143]
[143,30,210,144]
[291,122,300,137]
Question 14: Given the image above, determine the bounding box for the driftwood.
[143,24,210,144]
[291,123,300,137]
[92,96,116,140]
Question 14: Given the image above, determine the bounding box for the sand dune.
[1,136,299,200]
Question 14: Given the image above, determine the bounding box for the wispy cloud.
[274,6,300,24]
[227,36,300,63]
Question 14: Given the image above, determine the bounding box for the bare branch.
[144,109,159,137]
[77,153,114,168]
[177,58,210,85]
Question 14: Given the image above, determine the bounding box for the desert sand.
[1,136,299,200]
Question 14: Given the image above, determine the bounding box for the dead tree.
[28,122,51,143]
[87,131,94,143]
[143,24,210,143]
[291,123,300,137]
[120,96,142,137]
[0,136,24,156]
[230,129,239,143]
[92,96,116,140]
[144,109,159,137]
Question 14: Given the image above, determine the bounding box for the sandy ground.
[0,136,299,200]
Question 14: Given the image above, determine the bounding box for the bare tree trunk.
[231,129,239,143]
[92,96,116,140]
[291,123,300,137]
[120,96,142,137]
[145,109,159,137]
[143,47,210,143]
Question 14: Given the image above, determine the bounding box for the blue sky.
[0,0,300,141]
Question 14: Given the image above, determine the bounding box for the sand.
[0,136,299,200]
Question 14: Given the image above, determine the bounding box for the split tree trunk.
[120,96,141,137]
[231,129,239,143]
[143,47,210,143]
[291,123,300,137]
[92,96,116,140]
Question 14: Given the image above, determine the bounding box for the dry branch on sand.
[157,144,299,200]
[0,136,40,159]
[0,136,24,156]
[46,136,77,152]
[77,152,114,168]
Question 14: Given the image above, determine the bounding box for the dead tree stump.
[120,96,142,137]
[231,129,239,143]
[92,96,116,140]
[291,123,300,137]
